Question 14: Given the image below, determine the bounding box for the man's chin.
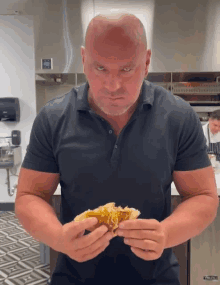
[99,106,129,116]
[102,109,129,116]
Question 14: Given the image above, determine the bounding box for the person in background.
[202,110,220,161]
[15,12,219,285]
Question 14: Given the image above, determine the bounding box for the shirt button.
[115,145,118,149]
[109,130,113,134]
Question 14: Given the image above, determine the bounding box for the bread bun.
[74,202,141,235]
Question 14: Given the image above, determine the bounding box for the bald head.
[84,13,147,54]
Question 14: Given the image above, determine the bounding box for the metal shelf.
[186,101,220,103]
[188,102,220,106]
[152,81,220,95]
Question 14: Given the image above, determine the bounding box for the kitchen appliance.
[209,154,217,167]
[0,130,22,196]
[147,72,220,126]
[190,200,220,285]
[0,98,20,122]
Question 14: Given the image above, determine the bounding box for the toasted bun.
[74,202,141,234]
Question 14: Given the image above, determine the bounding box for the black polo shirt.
[22,80,211,285]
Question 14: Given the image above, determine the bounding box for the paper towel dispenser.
[0,98,20,122]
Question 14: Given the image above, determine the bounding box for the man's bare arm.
[15,168,62,251]
[15,194,63,251]
[160,166,219,249]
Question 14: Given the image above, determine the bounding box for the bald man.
[16,13,218,285]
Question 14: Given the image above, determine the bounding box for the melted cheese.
[74,202,141,232]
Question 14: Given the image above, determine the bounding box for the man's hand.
[55,217,114,263]
[115,219,167,261]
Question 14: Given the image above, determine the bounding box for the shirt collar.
[76,79,155,112]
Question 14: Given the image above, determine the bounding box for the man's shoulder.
[44,86,78,110]
[35,86,80,130]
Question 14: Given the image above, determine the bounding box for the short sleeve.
[174,108,211,171]
[21,107,59,173]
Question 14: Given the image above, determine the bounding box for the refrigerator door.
[190,198,220,284]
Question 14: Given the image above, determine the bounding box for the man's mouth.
[109,97,122,101]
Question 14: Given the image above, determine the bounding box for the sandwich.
[74,202,141,235]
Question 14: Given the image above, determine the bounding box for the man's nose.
[104,75,122,92]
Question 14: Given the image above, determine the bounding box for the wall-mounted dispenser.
[0,98,20,122]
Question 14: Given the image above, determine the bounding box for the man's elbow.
[203,193,219,217]
[183,193,219,216]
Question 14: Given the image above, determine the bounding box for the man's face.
[209,118,220,134]
[81,29,151,117]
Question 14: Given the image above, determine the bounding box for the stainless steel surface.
[36,73,86,86]
[2,0,220,73]
[0,146,21,169]
[172,83,220,95]
[190,198,220,284]
[193,106,220,112]
[151,75,220,115]
[40,243,50,265]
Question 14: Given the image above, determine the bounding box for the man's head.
[209,110,220,134]
[81,12,151,117]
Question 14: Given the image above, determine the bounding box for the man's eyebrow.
[93,61,136,67]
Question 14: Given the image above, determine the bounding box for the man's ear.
[81,46,85,65]
[81,46,86,73]
[145,49,151,76]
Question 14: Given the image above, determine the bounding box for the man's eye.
[97,66,105,71]
[96,67,132,72]
[123,68,132,72]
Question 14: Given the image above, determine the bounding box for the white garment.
[202,122,220,146]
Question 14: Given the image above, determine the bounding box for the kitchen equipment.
[0,98,20,122]
[0,130,21,196]
[0,146,22,169]
[191,197,220,284]
[209,154,217,168]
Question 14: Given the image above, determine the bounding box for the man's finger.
[70,217,98,237]
[118,219,159,230]
[77,230,85,238]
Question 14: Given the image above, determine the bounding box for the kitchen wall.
[0,15,35,204]
[34,0,220,74]
[1,0,220,205]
